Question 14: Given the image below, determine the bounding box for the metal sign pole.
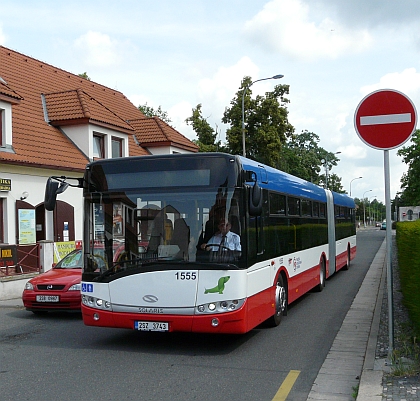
[384,149,394,355]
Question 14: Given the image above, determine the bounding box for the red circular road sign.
[354,89,417,150]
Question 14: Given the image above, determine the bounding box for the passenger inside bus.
[148,212,173,252]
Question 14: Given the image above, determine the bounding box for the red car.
[22,245,126,313]
[22,249,84,313]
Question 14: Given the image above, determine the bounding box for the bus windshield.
[84,187,245,279]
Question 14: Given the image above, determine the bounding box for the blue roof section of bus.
[331,191,355,208]
[238,156,327,202]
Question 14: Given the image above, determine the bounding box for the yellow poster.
[53,241,76,263]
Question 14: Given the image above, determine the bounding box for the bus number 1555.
[175,272,197,280]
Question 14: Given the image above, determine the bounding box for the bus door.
[326,190,336,275]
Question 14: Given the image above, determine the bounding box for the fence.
[0,243,40,277]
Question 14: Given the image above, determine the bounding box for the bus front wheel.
[266,274,287,327]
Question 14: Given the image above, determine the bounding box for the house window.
[93,134,104,158]
[111,137,122,158]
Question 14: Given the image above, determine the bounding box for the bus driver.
[201,218,241,262]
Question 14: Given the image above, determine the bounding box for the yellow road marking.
[272,370,300,401]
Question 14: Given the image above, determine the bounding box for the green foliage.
[277,130,322,183]
[397,129,420,206]
[138,103,172,124]
[396,220,420,336]
[78,72,91,80]
[222,76,294,167]
[353,197,386,223]
[277,130,344,191]
[185,104,226,152]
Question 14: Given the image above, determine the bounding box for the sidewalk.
[308,232,420,401]
[0,297,24,308]
[308,237,386,400]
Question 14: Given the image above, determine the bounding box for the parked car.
[380,221,386,230]
[22,249,84,313]
[22,244,127,313]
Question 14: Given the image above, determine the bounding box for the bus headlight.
[196,298,245,314]
[82,295,112,311]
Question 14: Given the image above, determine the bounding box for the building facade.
[0,46,198,250]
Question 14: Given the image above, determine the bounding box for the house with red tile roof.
[0,46,198,257]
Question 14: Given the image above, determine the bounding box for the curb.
[356,238,387,400]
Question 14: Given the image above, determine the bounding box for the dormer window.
[0,101,15,153]
[93,134,104,159]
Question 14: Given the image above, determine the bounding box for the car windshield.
[54,250,83,269]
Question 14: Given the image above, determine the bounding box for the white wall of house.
[399,206,420,222]
[147,145,192,155]
[0,165,84,244]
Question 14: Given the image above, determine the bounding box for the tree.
[222,76,294,167]
[325,173,345,193]
[78,72,91,80]
[397,129,420,206]
[138,103,172,124]
[185,104,226,152]
[278,130,323,183]
[277,130,344,191]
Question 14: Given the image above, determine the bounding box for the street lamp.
[241,74,284,157]
[363,189,372,227]
[321,151,341,189]
[349,176,362,197]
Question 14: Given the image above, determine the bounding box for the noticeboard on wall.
[18,209,36,244]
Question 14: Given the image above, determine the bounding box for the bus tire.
[343,246,351,270]
[266,274,287,327]
[316,257,326,292]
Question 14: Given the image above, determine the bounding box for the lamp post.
[241,74,284,157]
[363,189,372,227]
[321,151,341,189]
[349,176,362,197]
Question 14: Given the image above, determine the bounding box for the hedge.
[396,220,420,336]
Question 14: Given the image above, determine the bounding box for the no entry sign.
[354,89,417,150]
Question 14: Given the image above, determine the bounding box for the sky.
[2,0,420,203]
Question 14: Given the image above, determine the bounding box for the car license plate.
[36,295,59,302]
[134,321,169,332]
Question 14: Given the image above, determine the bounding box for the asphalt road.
[0,228,384,401]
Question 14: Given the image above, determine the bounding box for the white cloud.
[73,31,121,67]
[244,0,373,61]
[360,68,420,99]
[169,101,196,140]
[198,57,260,105]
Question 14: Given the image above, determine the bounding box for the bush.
[396,220,420,336]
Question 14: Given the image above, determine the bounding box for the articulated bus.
[45,153,356,334]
